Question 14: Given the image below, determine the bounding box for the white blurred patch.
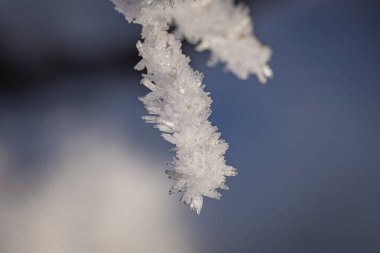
[0,129,195,253]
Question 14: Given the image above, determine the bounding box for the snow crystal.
[170,0,272,82]
[111,0,271,214]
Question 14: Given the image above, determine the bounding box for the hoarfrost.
[111,0,271,214]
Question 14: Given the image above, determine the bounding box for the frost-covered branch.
[111,0,271,214]
[170,0,272,82]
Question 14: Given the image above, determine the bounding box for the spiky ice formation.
[170,0,272,82]
[111,0,271,213]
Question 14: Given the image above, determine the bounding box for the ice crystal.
[169,0,272,82]
[111,0,271,214]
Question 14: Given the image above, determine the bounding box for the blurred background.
[0,0,379,252]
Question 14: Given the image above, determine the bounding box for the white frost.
[111,0,271,214]
[170,0,272,82]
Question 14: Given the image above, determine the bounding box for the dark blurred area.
[0,0,139,94]
[0,0,380,253]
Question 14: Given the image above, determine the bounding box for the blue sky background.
[189,1,380,252]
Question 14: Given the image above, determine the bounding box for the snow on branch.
[111,0,271,214]
[170,0,272,82]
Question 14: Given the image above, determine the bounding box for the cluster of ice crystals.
[170,0,272,82]
[111,0,271,214]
